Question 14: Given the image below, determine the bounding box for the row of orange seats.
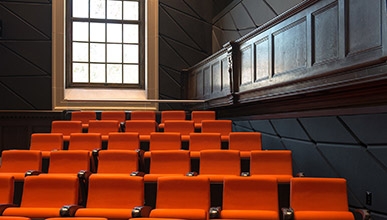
[0,174,354,220]
[30,132,261,157]
[0,147,291,182]
[69,110,216,131]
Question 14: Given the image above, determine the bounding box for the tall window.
[66,0,145,89]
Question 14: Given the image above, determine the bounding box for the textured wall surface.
[232,113,387,219]
[0,0,52,110]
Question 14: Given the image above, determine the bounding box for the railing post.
[224,41,240,104]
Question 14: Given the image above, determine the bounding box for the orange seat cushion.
[294,211,354,220]
[150,209,207,220]
[220,210,278,220]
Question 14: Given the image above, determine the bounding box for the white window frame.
[52,0,159,110]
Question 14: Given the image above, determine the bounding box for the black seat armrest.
[92,149,101,157]
[25,170,41,177]
[295,172,305,177]
[281,208,294,220]
[240,172,250,177]
[132,206,152,218]
[60,204,82,217]
[186,171,198,177]
[0,204,17,215]
[209,206,221,219]
[130,171,145,177]
[77,170,92,180]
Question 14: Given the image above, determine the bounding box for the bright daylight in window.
[68,0,144,88]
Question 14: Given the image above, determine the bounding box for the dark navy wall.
[232,113,387,219]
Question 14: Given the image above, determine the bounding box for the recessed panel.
[212,62,221,93]
[203,67,211,96]
[255,37,270,81]
[240,45,252,85]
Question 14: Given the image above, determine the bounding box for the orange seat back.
[48,150,90,174]
[107,132,140,150]
[160,110,186,123]
[68,133,102,151]
[88,120,120,135]
[30,133,64,152]
[223,176,278,211]
[201,120,232,136]
[125,120,157,135]
[51,121,82,136]
[149,150,190,174]
[130,111,156,121]
[0,175,14,204]
[199,150,240,175]
[20,175,79,208]
[86,175,144,209]
[71,111,96,125]
[290,177,350,211]
[229,132,262,151]
[156,176,210,210]
[101,111,126,122]
[164,120,195,135]
[0,150,42,173]
[189,133,221,151]
[191,111,216,128]
[149,132,181,151]
[97,150,139,174]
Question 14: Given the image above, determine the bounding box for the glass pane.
[73,0,89,18]
[124,1,139,20]
[73,63,89,83]
[90,0,106,19]
[124,44,138,63]
[107,24,122,43]
[90,43,105,62]
[73,22,89,41]
[90,64,106,83]
[107,64,122,83]
[73,42,89,62]
[124,65,139,84]
[124,24,138,43]
[107,0,122,20]
[90,23,106,42]
[107,44,122,63]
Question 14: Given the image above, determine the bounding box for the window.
[52,0,159,110]
[66,0,145,89]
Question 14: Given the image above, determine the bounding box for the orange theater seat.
[199,150,240,183]
[88,120,120,141]
[228,132,262,158]
[149,176,210,220]
[250,150,293,183]
[0,175,14,206]
[125,120,157,142]
[51,121,82,141]
[71,111,96,130]
[74,175,146,219]
[191,111,216,130]
[96,150,139,174]
[107,132,140,150]
[29,133,63,158]
[164,120,195,141]
[188,133,221,158]
[287,177,354,220]
[68,133,102,151]
[47,150,90,175]
[201,120,232,142]
[130,111,156,121]
[144,150,191,182]
[0,150,42,181]
[219,176,279,220]
[144,132,182,158]
[158,110,186,130]
[100,111,126,123]
[2,175,79,218]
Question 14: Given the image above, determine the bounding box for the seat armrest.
[119,122,126,132]
[0,204,17,215]
[186,171,198,176]
[132,206,152,218]
[209,206,221,219]
[354,209,371,220]
[77,170,92,180]
[25,170,41,177]
[281,208,294,220]
[92,149,101,157]
[240,172,250,176]
[130,171,145,177]
[295,172,305,177]
[60,204,82,217]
